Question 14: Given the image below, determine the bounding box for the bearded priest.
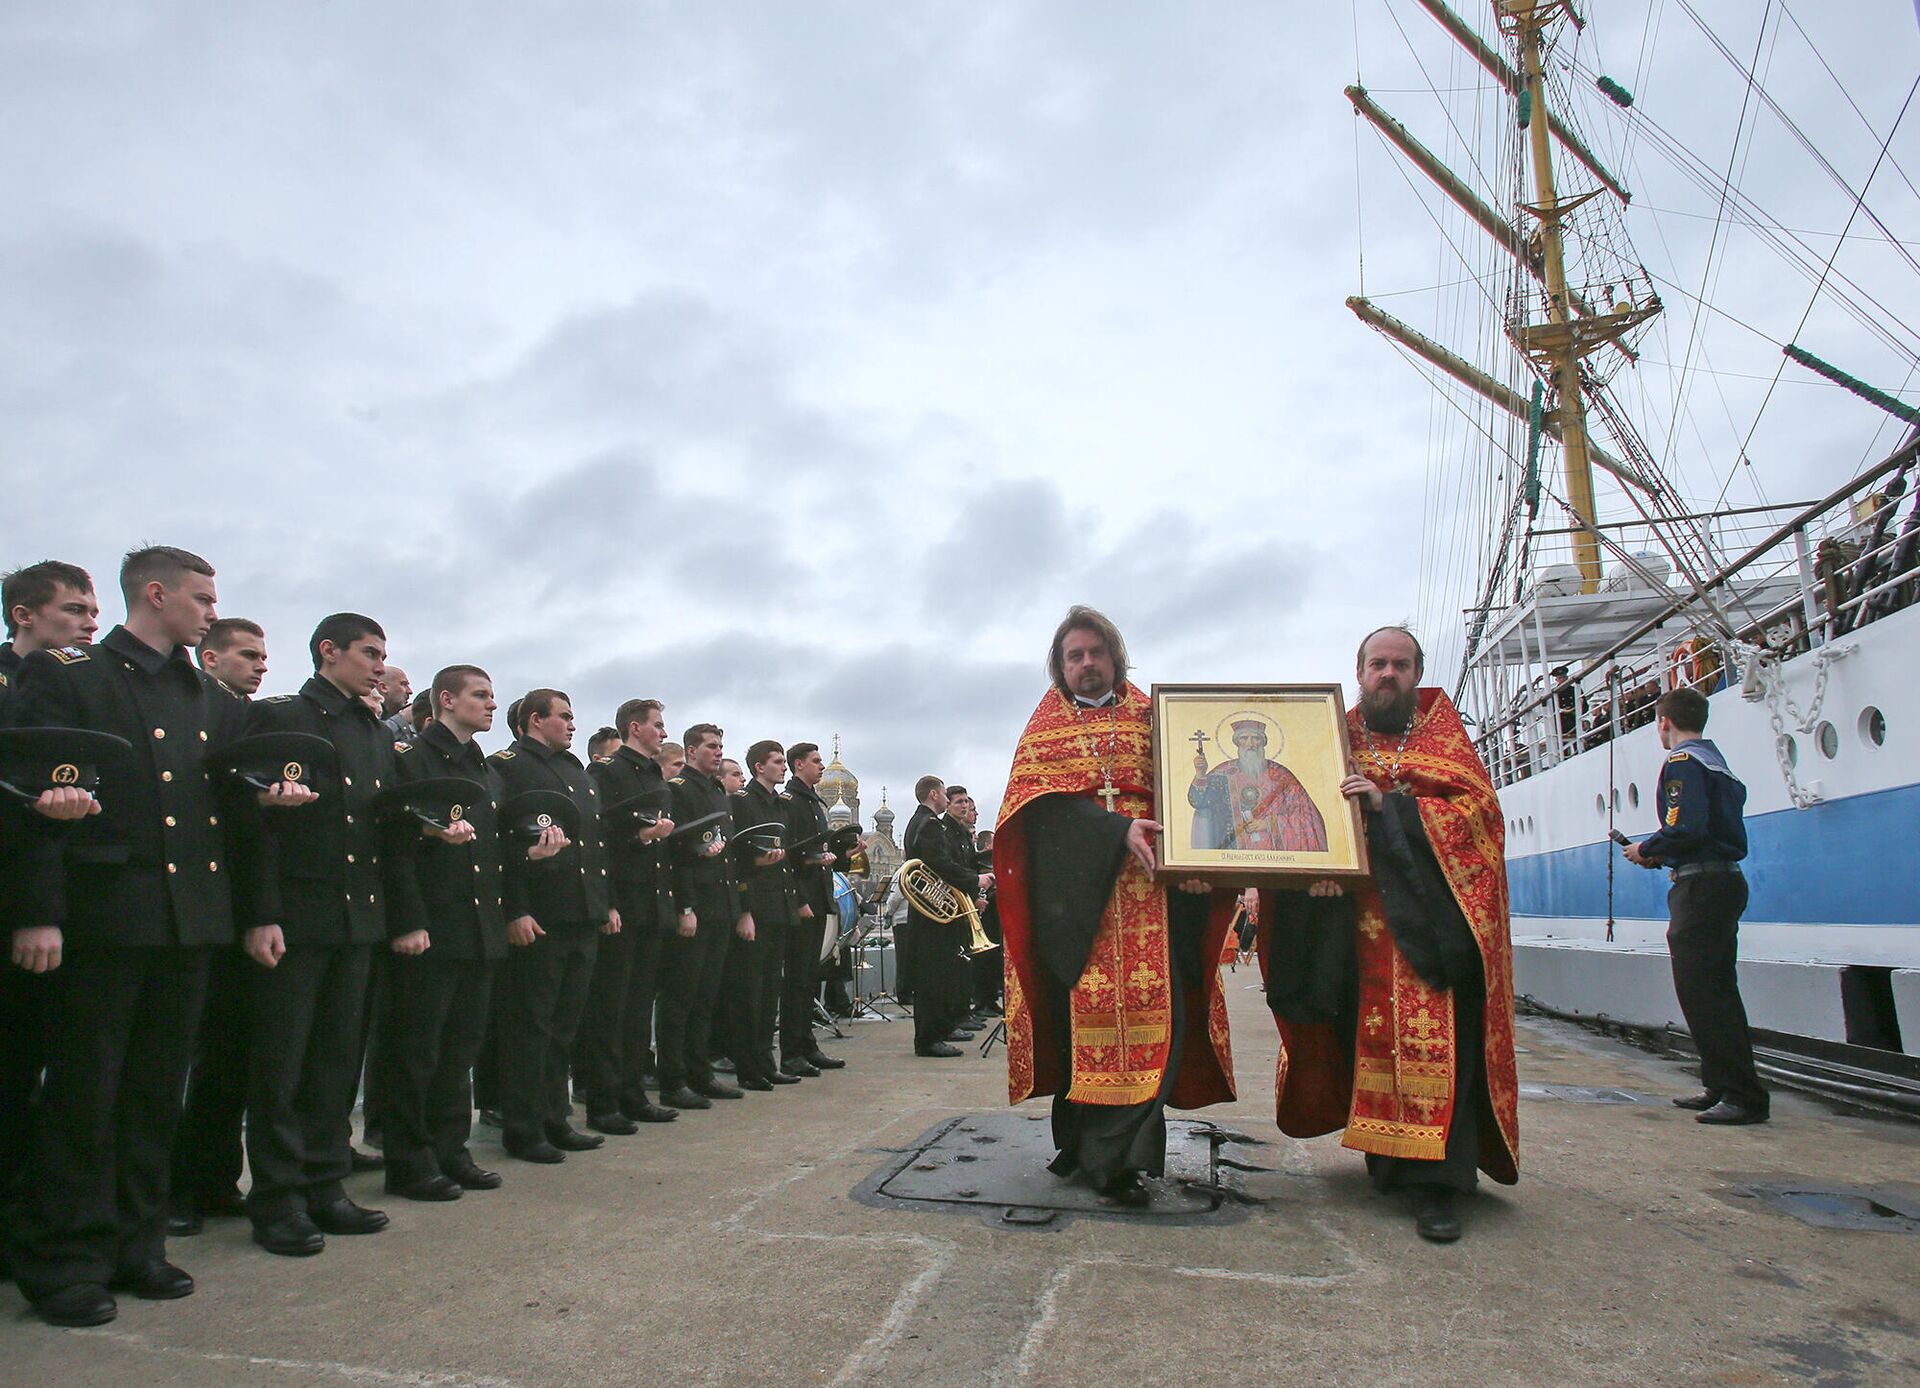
[1259,626,1519,1243]
[994,607,1237,1207]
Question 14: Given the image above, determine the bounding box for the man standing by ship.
[1623,686,1767,1126]
[1262,626,1519,1243]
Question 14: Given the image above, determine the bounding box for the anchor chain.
[1734,640,1856,808]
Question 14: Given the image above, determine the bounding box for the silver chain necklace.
[1360,717,1415,784]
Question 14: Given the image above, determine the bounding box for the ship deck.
[6,975,1917,1387]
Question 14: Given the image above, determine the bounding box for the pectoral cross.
[1097,776,1121,811]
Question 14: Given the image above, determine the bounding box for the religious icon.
[1150,683,1368,884]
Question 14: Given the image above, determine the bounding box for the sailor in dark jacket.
[901,778,981,1057]
[3,548,265,1327]
[489,688,617,1164]
[781,743,846,1075]
[377,665,533,1200]
[724,741,803,1091]
[657,723,747,1109]
[575,697,681,1130]
[240,613,428,1257]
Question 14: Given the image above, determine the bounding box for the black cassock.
[1020,795,1210,1187]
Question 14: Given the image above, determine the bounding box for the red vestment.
[995,682,1236,1109]
[1259,689,1519,1183]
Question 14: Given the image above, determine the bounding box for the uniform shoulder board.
[778,791,792,800]
[669,776,685,785]
[0,672,9,687]
[1666,750,1692,763]
[49,646,90,665]
[395,741,413,754]
[258,693,296,704]
[491,748,516,761]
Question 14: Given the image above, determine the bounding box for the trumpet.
[898,857,999,956]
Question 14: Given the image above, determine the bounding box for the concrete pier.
[6,972,1916,1386]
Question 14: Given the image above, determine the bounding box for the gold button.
[474,897,482,906]
[345,815,354,825]
[343,776,353,787]
[209,862,219,873]
[209,816,218,827]
[367,895,376,904]
[167,863,177,874]
[374,779,381,789]
[473,864,480,873]
[347,854,356,864]
[153,728,166,740]
[198,731,208,742]
[161,771,173,782]
[165,816,177,827]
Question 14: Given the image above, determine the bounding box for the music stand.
[978,1017,1007,1057]
[846,910,908,1022]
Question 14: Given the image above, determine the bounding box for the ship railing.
[1467,433,1920,789]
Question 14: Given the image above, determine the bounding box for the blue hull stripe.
[1508,782,1920,925]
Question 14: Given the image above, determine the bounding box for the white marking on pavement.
[91,1330,531,1388]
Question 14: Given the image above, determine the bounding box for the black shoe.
[478,1108,504,1129]
[1100,1172,1151,1208]
[252,1212,326,1257]
[738,1075,774,1091]
[1416,1188,1463,1243]
[446,1160,503,1190]
[310,1196,390,1235]
[945,1030,977,1043]
[167,1207,204,1238]
[544,1122,605,1151]
[915,1043,962,1057]
[503,1132,566,1163]
[780,1057,820,1078]
[108,1259,194,1300]
[766,1070,802,1086]
[1672,1091,1721,1111]
[661,1086,712,1110]
[349,1147,385,1173]
[693,1080,744,1100]
[587,1111,639,1136]
[1696,1100,1770,1126]
[802,1051,846,1070]
[622,1099,680,1123]
[386,1172,463,1202]
[32,1283,117,1327]
[712,1057,736,1074]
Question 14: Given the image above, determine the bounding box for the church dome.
[818,733,858,804]
[827,797,854,827]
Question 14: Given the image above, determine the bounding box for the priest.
[1259,626,1518,1243]
[995,606,1236,1206]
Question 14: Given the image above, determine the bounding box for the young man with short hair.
[781,742,848,1074]
[196,619,268,698]
[724,741,800,1090]
[241,613,430,1256]
[0,560,99,704]
[586,727,622,764]
[489,689,617,1163]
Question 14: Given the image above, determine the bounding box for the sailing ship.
[1346,1,1920,1058]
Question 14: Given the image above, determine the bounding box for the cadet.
[781,743,847,1076]
[725,740,799,1091]
[657,723,747,1110]
[489,688,617,1163]
[4,547,264,1327]
[241,613,430,1257]
[576,697,681,1131]
[377,663,534,1200]
[1624,685,1768,1125]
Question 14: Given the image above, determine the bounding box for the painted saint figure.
[1188,719,1327,853]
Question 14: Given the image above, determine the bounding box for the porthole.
[1777,734,1799,768]
[1595,794,1606,816]
[1525,816,1535,834]
[1815,721,1839,760]
[1860,706,1886,748]
[1627,783,1640,808]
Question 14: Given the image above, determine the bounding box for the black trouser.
[1668,871,1768,1110]
[971,946,1001,1010]
[906,914,962,1047]
[573,919,634,1113]
[0,967,52,1230]
[172,947,251,1205]
[7,945,207,1297]
[498,922,598,1142]
[358,948,390,1140]
[721,918,772,1082]
[474,1004,502,1111]
[656,904,730,1092]
[616,893,670,1113]
[780,908,822,1061]
[377,955,493,1180]
[245,942,372,1220]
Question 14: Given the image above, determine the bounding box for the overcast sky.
[5,3,1915,825]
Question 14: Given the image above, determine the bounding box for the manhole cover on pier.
[853,1113,1260,1229]
[1519,1083,1657,1105]
[1725,1178,1920,1234]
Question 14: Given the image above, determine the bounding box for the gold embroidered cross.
[1365,1007,1386,1035]
[1127,962,1160,996]
[1406,1009,1443,1041]
[1079,964,1111,993]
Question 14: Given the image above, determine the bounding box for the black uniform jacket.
[904,805,979,896]
[490,735,611,928]
[785,776,834,918]
[394,720,516,960]
[667,764,742,920]
[590,745,674,917]
[4,626,248,947]
[0,640,22,712]
[731,780,800,927]
[245,676,427,948]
